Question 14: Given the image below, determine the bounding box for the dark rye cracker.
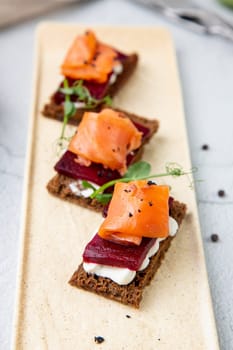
[42,54,138,125]
[69,200,187,308]
[47,112,159,212]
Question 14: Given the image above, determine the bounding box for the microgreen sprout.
[60,79,112,109]
[88,161,197,204]
[56,79,76,150]
[57,79,112,151]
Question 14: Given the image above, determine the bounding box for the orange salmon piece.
[98,181,170,245]
[68,109,142,175]
[61,30,97,68]
[61,31,118,83]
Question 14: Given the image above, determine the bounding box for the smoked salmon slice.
[68,109,142,175]
[61,30,119,83]
[98,181,170,245]
[61,30,97,68]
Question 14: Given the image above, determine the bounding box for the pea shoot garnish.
[60,79,112,109]
[57,79,76,149]
[87,161,196,204]
[57,79,112,150]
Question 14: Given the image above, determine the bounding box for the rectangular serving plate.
[12,23,219,349]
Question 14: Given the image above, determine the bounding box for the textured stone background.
[0,0,232,349]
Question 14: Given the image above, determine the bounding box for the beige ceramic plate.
[12,23,219,349]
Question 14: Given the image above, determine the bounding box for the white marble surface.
[0,0,233,349]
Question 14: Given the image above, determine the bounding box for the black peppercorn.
[211,234,219,242]
[218,190,225,197]
[147,180,156,186]
[97,170,103,177]
[201,144,209,150]
[94,336,105,344]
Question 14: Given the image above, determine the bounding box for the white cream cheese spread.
[83,263,136,285]
[73,101,86,109]
[109,63,123,85]
[62,101,86,109]
[69,180,99,198]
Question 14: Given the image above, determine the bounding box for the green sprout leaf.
[64,100,76,117]
[59,87,74,95]
[123,161,151,179]
[56,79,77,152]
[102,95,113,107]
[81,180,96,191]
[95,193,113,204]
[59,79,112,110]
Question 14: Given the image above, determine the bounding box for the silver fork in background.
[133,0,233,41]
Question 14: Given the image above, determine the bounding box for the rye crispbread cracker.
[69,200,187,308]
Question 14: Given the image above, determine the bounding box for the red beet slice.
[83,234,156,271]
[55,151,121,186]
[53,52,128,104]
[54,121,150,186]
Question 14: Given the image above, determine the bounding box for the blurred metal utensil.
[134,0,233,41]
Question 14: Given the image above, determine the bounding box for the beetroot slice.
[83,234,156,271]
[54,121,150,186]
[55,151,120,186]
[53,52,128,104]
